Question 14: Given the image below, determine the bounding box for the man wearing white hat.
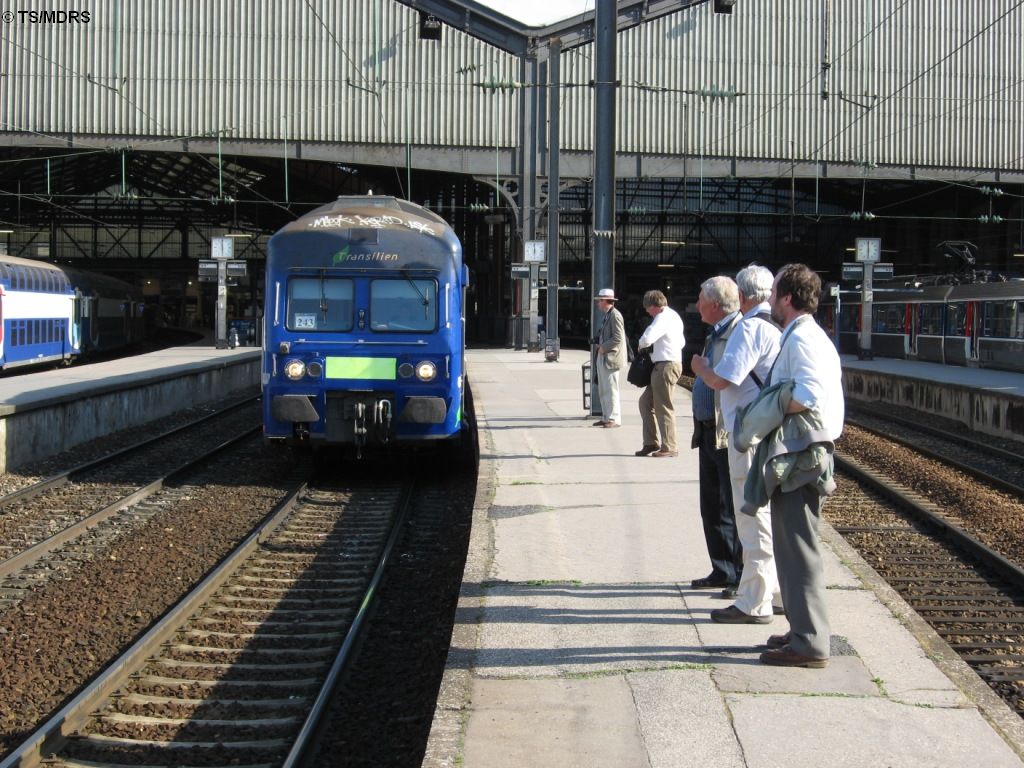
[593,288,627,427]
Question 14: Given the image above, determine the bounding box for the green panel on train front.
[325,357,397,380]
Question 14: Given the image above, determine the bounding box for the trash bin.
[581,362,591,411]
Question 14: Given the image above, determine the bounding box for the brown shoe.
[635,444,660,456]
[766,631,790,649]
[651,450,678,458]
[603,421,620,428]
[760,646,828,668]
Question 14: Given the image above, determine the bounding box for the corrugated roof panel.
[1,0,1019,174]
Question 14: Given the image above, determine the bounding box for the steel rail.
[835,452,1024,593]
[0,471,312,768]
[0,395,258,510]
[847,404,1024,465]
[843,413,1024,499]
[0,424,260,579]
[282,480,418,767]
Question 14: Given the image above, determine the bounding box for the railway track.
[845,405,1024,498]
[830,445,1024,719]
[2,474,415,768]
[0,398,261,604]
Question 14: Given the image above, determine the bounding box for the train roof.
[0,254,68,274]
[268,196,461,274]
[61,265,141,298]
[833,279,1024,304]
[0,255,140,297]
[275,196,455,240]
[946,280,1024,301]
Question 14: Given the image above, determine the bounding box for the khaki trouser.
[639,360,682,451]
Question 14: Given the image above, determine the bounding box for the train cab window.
[287,277,354,332]
[872,304,905,333]
[945,303,969,336]
[837,306,858,333]
[984,301,1011,338]
[983,300,1021,339]
[919,304,944,335]
[369,278,437,332]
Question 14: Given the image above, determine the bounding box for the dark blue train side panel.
[262,196,466,447]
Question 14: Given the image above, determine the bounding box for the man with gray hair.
[688,276,743,590]
[691,265,782,624]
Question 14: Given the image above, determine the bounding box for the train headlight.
[306,361,324,379]
[415,361,437,381]
[284,359,306,380]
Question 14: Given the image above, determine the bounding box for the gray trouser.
[770,483,830,658]
[596,357,621,423]
[639,360,682,451]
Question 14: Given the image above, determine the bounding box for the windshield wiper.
[401,269,430,318]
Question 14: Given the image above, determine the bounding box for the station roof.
[397,0,709,53]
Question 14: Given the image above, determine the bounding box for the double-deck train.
[0,255,146,371]
[261,195,468,450]
[820,279,1024,372]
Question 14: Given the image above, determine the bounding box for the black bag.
[626,348,654,388]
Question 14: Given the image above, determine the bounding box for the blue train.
[261,195,468,450]
[0,255,146,371]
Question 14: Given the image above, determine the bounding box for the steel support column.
[545,39,562,362]
[591,0,617,414]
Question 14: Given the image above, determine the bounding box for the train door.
[122,295,131,344]
[71,290,83,352]
[0,286,5,365]
[968,300,980,362]
[907,301,918,356]
[943,301,970,365]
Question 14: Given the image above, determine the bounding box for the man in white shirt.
[691,265,782,624]
[758,263,844,668]
[635,289,685,457]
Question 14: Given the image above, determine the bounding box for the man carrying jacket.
[741,263,844,668]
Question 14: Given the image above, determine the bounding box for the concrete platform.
[841,355,1024,442]
[0,345,260,472]
[424,347,1024,768]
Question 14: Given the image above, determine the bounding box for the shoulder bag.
[626,347,654,387]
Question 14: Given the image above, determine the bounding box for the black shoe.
[592,420,608,426]
[635,444,660,456]
[710,605,772,625]
[766,631,790,649]
[772,604,785,616]
[717,585,739,599]
[691,575,728,589]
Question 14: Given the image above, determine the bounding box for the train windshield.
[287,277,354,331]
[370,278,436,332]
